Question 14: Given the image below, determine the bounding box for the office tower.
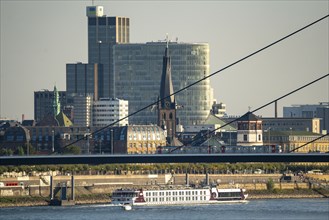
[86,6,130,98]
[66,63,103,100]
[67,5,213,127]
[93,98,129,127]
[72,94,93,127]
[113,42,213,126]
[34,88,67,123]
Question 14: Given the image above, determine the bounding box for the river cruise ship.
[111,187,248,206]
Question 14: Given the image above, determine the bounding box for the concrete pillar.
[61,183,67,200]
[185,173,189,186]
[275,101,278,118]
[71,175,75,201]
[206,172,209,186]
[50,176,54,199]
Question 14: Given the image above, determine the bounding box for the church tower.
[53,85,60,117]
[158,42,177,145]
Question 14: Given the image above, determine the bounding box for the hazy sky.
[0,0,328,121]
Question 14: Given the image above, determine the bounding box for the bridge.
[0,153,328,166]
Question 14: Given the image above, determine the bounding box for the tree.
[63,145,81,155]
[17,146,25,156]
[24,143,35,155]
[266,178,275,191]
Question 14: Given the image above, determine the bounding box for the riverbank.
[0,188,328,208]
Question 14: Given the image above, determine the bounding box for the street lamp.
[99,139,102,154]
[146,128,149,154]
[52,130,55,153]
[111,129,114,154]
[289,127,292,152]
[267,127,271,146]
[86,127,90,154]
[207,128,210,151]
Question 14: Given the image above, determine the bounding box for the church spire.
[53,85,60,116]
[158,39,177,145]
[159,37,175,108]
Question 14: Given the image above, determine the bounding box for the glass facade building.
[87,6,130,98]
[113,42,214,126]
[66,63,103,100]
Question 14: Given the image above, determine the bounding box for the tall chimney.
[274,101,278,118]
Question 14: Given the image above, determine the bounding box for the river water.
[0,199,328,220]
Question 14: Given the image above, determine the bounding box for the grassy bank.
[0,188,328,208]
[248,188,329,199]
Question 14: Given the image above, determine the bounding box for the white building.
[237,112,263,146]
[72,94,93,127]
[93,98,129,127]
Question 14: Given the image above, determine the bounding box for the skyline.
[0,1,328,121]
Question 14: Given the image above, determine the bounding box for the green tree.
[17,146,25,156]
[63,145,81,155]
[24,143,35,155]
[266,178,275,191]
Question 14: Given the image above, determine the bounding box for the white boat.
[111,186,248,206]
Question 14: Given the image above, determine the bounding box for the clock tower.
[158,42,177,145]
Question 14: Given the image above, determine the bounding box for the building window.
[243,134,247,141]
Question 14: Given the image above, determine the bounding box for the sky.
[0,0,328,121]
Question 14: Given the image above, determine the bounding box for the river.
[0,199,328,220]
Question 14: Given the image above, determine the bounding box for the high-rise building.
[113,42,213,126]
[67,5,213,128]
[66,63,103,100]
[93,98,129,127]
[86,6,130,98]
[71,94,93,127]
[34,88,67,123]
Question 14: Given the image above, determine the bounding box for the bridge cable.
[62,14,329,150]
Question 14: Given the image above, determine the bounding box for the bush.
[266,178,275,191]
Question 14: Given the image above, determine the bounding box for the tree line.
[0,163,327,176]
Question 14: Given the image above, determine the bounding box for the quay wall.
[1,174,323,197]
